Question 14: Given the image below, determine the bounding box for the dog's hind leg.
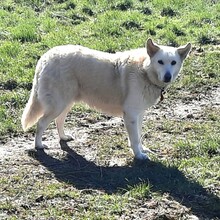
[35,112,59,149]
[35,98,67,149]
[55,105,73,141]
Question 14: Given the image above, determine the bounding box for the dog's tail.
[21,72,43,131]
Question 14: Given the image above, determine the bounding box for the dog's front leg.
[123,111,148,160]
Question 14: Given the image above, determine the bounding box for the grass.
[0,0,219,135]
[0,0,220,219]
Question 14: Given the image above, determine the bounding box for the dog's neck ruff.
[141,68,167,103]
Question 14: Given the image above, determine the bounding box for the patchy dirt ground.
[1,86,219,159]
[0,86,220,219]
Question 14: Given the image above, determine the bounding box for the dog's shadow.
[28,141,220,218]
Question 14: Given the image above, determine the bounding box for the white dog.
[21,39,191,160]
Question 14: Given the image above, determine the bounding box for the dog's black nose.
[164,72,172,82]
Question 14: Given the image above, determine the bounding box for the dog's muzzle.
[163,72,172,83]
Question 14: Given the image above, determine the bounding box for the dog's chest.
[142,86,162,109]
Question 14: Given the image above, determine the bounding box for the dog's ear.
[146,38,160,57]
[177,43,192,60]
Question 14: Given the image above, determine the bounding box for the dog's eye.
[158,60,164,65]
[171,60,176,65]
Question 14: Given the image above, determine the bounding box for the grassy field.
[0,0,220,219]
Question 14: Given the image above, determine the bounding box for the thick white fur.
[21,39,191,160]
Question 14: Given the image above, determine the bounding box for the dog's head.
[145,38,191,86]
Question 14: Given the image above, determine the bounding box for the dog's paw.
[60,134,74,142]
[35,144,49,150]
[135,152,149,160]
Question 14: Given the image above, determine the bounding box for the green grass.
[0,0,220,219]
[0,0,219,135]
